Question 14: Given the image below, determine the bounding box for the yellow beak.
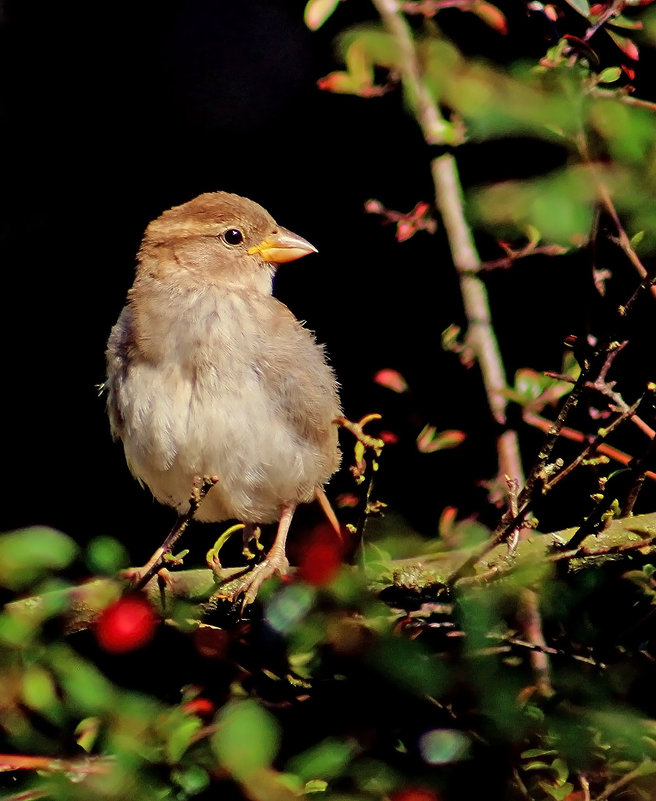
[248,226,318,264]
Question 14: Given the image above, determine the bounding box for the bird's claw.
[213,552,289,606]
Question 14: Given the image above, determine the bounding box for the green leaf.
[469,1,507,33]
[21,665,60,718]
[552,758,569,783]
[635,758,656,776]
[606,28,639,60]
[212,699,281,779]
[49,644,116,715]
[304,0,340,30]
[590,99,656,164]
[171,765,211,796]
[86,535,129,575]
[305,779,328,793]
[416,425,466,453]
[165,712,203,763]
[75,717,101,752]
[287,738,355,783]
[540,781,575,800]
[608,13,643,30]
[369,635,446,696]
[521,749,559,759]
[562,0,590,16]
[472,166,606,246]
[0,527,78,590]
[598,66,621,84]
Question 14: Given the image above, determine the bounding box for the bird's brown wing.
[255,298,342,475]
[104,306,136,440]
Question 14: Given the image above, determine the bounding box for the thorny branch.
[369,0,553,692]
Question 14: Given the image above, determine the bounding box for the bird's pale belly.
[118,359,325,523]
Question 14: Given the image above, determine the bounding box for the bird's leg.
[216,504,295,606]
[126,475,218,590]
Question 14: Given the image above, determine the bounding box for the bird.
[105,191,342,604]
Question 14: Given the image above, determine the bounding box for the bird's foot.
[214,550,290,606]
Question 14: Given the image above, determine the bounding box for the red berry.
[391,789,440,801]
[184,698,215,719]
[96,595,157,653]
[298,524,343,586]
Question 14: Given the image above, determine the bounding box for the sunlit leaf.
[0,527,78,590]
[86,535,130,575]
[562,0,590,15]
[540,781,574,800]
[75,717,101,752]
[49,643,116,715]
[470,1,508,33]
[438,59,582,143]
[374,368,409,393]
[471,167,605,245]
[514,368,550,401]
[608,13,643,29]
[606,28,640,59]
[212,699,281,778]
[164,709,203,763]
[597,66,621,83]
[521,749,560,759]
[318,27,401,97]
[416,426,466,453]
[171,765,211,796]
[21,665,60,720]
[630,230,645,247]
[287,737,355,783]
[304,0,340,30]
[304,778,328,793]
[590,98,656,164]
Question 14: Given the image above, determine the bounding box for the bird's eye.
[221,228,244,246]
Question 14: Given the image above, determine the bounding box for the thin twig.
[134,476,218,590]
[0,754,113,775]
[582,0,624,42]
[596,763,652,801]
[523,411,656,484]
[481,243,567,271]
[370,0,454,144]
[579,153,656,305]
[0,791,49,801]
[589,86,656,113]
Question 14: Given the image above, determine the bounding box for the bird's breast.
[109,285,341,522]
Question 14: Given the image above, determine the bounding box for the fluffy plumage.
[105,192,341,600]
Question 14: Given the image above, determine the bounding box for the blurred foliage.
[3,517,656,800]
[6,1,656,800]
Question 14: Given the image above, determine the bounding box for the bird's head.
[137,191,317,293]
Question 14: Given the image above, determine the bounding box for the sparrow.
[105,191,342,603]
